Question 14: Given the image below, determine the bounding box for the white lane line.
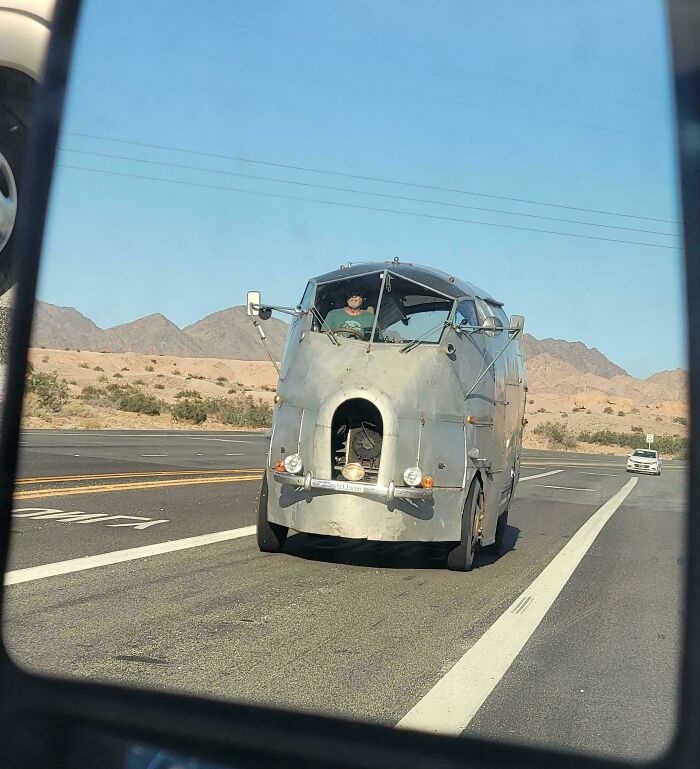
[579,471,619,477]
[141,454,168,457]
[225,453,244,456]
[187,437,257,443]
[396,477,637,735]
[534,484,595,491]
[519,469,564,481]
[4,526,256,586]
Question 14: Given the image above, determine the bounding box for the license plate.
[315,479,362,492]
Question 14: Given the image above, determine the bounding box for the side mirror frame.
[246,290,261,317]
[509,314,525,334]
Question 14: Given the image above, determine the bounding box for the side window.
[299,282,315,311]
[455,299,478,327]
[489,304,509,330]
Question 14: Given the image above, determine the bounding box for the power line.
[61,131,679,225]
[58,147,678,238]
[57,163,679,250]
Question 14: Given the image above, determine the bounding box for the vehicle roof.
[311,261,502,304]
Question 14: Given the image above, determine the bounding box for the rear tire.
[256,472,288,553]
[447,478,483,572]
[482,509,508,556]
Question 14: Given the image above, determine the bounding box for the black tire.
[482,509,508,556]
[447,478,483,572]
[256,472,288,552]
[0,103,28,295]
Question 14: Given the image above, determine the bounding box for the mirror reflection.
[2,0,687,763]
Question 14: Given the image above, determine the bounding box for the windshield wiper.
[312,307,339,345]
[400,320,450,353]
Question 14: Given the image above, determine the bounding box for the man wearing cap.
[323,287,375,337]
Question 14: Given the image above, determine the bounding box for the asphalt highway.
[1,430,687,762]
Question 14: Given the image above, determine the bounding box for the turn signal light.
[467,415,477,425]
[274,459,286,472]
[421,476,434,489]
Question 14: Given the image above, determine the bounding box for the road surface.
[1,430,686,762]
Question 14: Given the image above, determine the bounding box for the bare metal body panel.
[262,261,526,544]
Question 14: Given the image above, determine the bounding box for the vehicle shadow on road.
[283,525,520,570]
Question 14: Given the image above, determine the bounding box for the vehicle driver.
[323,286,375,336]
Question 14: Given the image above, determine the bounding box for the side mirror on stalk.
[246,290,261,316]
[509,314,525,333]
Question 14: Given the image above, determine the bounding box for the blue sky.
[39,0,684,378]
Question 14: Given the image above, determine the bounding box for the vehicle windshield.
[633,450,657,458]
[313,271,453,344]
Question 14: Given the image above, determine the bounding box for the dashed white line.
[396,478,638,735]
[579,471,619,477]
[519,469,565,482]
[4,526,256,586]
[141,454,168,457]
[534,484,594,491]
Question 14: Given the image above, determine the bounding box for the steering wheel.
[330,327,366,340]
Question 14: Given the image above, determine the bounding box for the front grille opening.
[331,399,383,482]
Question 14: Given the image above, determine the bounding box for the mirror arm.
[250,303,300,318]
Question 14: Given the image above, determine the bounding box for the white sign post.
[646,433,654,449]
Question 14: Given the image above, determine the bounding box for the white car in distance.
[626,448,662,476]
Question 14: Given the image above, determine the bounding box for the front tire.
[256,472,288,552]
[447,478,483,571]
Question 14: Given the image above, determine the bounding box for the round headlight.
[283,453,303,474]
[341,463,365,481]
[403,466,423,487]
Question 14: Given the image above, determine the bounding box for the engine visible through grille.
[331,399,383,482]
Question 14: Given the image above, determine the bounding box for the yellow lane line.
[14,474,263,500]
[17,469,264,485]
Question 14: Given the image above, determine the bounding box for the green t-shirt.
[324,308,375,335]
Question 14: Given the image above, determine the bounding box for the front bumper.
[273,471,433,504]
[627,463,659,474]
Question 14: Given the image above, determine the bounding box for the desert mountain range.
[31,301,687,406]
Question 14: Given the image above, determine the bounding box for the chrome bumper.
[273,471,433,504]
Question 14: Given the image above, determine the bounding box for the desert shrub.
[617,411,625,417]
[121,367,129,371]
[656,416,663,422]
[673,416,688,426]
[79,362,90,369]
[151,359,157,364]
[133,378,145,385]
[216,376,228,383]
[154,383,165,390]
[631,407,639,414]
[528,399,534,405]
[157,373,164,378]
[577,429,688,459]
[603,407,613,414]
[572,406,586,412]
[631,426,643,434]
[26,370,70,411]
[69,379,77,385]
[533,421,577,449]
[113,372,123,379]
[536,407,547,413]
[93,366,104,372]
[172,369,181,376]
[41,355,49,363]
[186,373,205,380]
[175,389,201,399]
[227,388,236,394]
[145,365,154,372]
[97,375,108,383]
[204,395,272,427]
[172,399,208,424]
[80,385,104,401]
[110,386,163,416]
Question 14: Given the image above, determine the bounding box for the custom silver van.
[248,260,527,570]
